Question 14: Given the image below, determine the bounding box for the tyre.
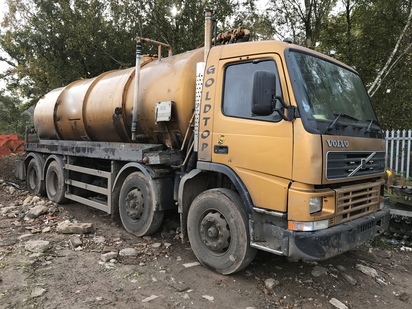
[119,172,164,236]
[45,160,68,204]
[26,158,46,196]
[187,188,257,274]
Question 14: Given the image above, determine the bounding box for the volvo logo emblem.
[347,152,377,177]
[326,140,349,148]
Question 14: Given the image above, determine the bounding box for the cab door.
[211,54,293,212]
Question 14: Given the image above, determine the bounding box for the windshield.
[287,50,382,137]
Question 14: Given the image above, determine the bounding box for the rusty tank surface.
[34,48,204,148]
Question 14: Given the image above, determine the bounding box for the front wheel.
[119,172,164,236]
[187,188,257,274]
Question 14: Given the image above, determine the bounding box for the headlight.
[288,219,329,231]
[309,196,322,214]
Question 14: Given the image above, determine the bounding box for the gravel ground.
[0,154,411,309]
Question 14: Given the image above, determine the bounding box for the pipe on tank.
[131,37,142,141]
[204,9,213,62]
[139,38,173,58]
[131,37,173,141]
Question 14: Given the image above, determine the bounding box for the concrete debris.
[25,240,50,253]
[329,297,348,309]
[93,236,106,244]
[183,262,201,268]
[29,252,45,259]
[202,295,214,302]
[18,233,35,240]
[69,236,83,248]
[31,196,40,204]
[376,276,388,286]
[36,200,46,206]
[142,295,158,302]
[23,196,33,206]
[56,221,94,234]
[26,205,48,219]
[400,246,412,252]
[0,206,16,216]
[356,264,378,278]
[311,266,328,277]
[104,262,116,269]
[101,251,118,262]
[264,278,280,290]
[119,248,139,257]
[341,273,357,286]
[31,287,47,298]
[42,227,51,233]
[151,242,162,248]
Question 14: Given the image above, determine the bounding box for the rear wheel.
[45,160,68,204]
[119,172,164,236]
[26,158,46,196]
[187,188,257,274]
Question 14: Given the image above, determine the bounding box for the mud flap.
[15,160,25,180]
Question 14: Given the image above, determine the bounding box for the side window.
[222,59,282,121]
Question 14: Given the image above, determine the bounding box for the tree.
[1,0,126,102]
[231,0,276,40]
[319,0,412,129]
[0,0,239,105]
[0,91,32,136]
[268,0,336,47]
[367,6,412,97]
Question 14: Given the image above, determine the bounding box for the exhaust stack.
[204,9,213,62]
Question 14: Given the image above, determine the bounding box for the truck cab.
[180,40,389,273]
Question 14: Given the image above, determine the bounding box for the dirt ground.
[0,153,411,309]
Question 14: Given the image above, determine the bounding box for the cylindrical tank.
[34,48,204,148]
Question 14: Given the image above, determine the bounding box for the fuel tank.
[34,48,204,147]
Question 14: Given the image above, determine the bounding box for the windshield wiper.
[327,113,360,131]
[365,119,381,133]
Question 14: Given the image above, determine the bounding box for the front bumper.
[286,206,390,261]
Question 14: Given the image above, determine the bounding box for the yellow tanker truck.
[19,10,389,274]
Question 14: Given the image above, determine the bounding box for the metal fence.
[386,130,412,178]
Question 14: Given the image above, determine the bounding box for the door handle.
[214,145,228,154]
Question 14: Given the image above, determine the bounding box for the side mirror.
[251,71,276,116]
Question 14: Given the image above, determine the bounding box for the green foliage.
[0,0,411,131]
[0,91,32,136]
[268,0,337,47]
[0,0,237,103]
[318,0,412,129]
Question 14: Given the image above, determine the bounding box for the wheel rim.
[28,168,37,190]
[200,211,230,253]
[124,188,144,221]
[48,170,58,196]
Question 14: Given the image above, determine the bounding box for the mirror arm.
[274,96,295,121]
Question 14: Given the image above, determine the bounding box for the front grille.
[326,151,385,180]
[334,181,382,224]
